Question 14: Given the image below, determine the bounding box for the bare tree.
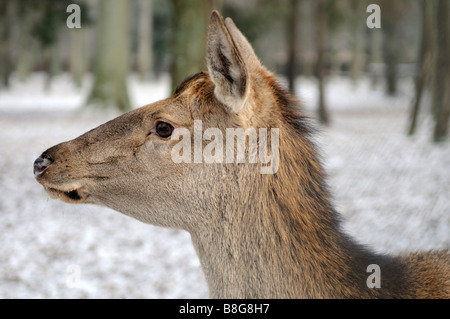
[348,0,367,84]
[380,0,404,96]
[408,0,433,136]
[69,27,87,88]
[316,0,329,125]
[136,0,154,81]
[86,0,131,111]
[0,1,16,88]
[432,0,450,142]
[286,0,299,93]
[169,0,210,93]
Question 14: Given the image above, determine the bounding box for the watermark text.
[171,120,279,174]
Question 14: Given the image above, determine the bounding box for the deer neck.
[190,191,339,298]
[188,145,361,298]
[188,136,411,298]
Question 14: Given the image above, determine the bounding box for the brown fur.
[34,11,449,298]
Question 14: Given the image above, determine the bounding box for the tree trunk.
[0,1,16,88]
[350,1,366,84]
[136,0,154,81]
[383,18,399,96]
[86,0,132,111]
[369,27,383,88]
[286,0,299,93]
[170,0,209,94]
[316,0,329,125]
[45,33,63,90]
[16,7,37,83]
[69,28,86,88]
[299,0,315,78]
[432,0,450,142]
[408,0,433,136]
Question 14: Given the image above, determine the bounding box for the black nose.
[33,157,53,177]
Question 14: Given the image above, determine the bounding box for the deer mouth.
[44,186,87,203]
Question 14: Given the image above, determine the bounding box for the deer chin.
[43,185,87,204]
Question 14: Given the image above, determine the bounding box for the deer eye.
[155,121,174,138]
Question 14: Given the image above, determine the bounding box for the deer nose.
[33,157,53,177]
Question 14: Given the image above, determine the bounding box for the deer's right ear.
[206,10,249,114]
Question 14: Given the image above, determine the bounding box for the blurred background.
[0,0,448,298]
[0,0,449,139]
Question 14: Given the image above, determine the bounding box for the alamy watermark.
[170,120,280,175]
[66,264,81,289]
[65,3,381,30]
[366,264,381,288]
[66,4,81,29]
[366,4,381,29]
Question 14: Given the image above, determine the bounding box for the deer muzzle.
[34,152,87,203]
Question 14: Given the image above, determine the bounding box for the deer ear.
[224,17,262,70]
[206,11,249,114]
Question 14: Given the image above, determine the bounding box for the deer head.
[34,11,298,232]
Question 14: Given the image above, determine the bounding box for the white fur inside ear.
[213,84,245,113]
[207,15,248,114]
[211,57,248,113]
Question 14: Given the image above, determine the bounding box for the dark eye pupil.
[156,122,174,138]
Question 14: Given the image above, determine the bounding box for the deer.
[34,11,449,298]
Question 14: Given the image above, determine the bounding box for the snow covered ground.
[0,73,448,298]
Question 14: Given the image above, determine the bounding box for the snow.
[0,73,448,298]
